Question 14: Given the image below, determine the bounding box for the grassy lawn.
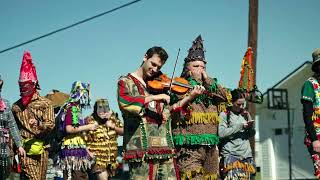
[254,171,261,180]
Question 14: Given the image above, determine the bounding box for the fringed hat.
[184,35,206,63]
[19,51,39,88]
[312,48,320,72]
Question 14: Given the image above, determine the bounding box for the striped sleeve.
[117,78,145,115]
[39,97,55,133]
[6,100,23,148]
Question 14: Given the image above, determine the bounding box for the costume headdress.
[94,99,110,114]
[18,51,39,106]
[312,48,320,72]
[67,81,91,109]
[184,35,206,63]
[181,35,206,78]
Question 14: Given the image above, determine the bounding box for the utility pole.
[248,0,258,159]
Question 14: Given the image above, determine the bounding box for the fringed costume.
[85,99,123,176]
[12,52,55,180]
[171,35,231,180]
[58,81,91,180]
[117,73,179,180]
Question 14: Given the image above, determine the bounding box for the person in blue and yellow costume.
[170,35,231,180]
[58,81,98,180]
[85,98,123,180]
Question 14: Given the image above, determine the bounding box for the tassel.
[223,160,256,174]
[189,112,219,124]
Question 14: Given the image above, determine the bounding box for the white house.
[256,61,316,179]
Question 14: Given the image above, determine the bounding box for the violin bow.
[159,48,180,116]
[168,48,180,94]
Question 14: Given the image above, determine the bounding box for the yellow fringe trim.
[314,108,320,115]
[204,173,218,180]
[217,103,227,113]
[311,113,320,128]
[63,135,86,146]
[188,112,219,125]
[312,113,319,121]
[223,161,256,174]
[180,167,218,180]
[226,91,232,106]
[95,162,118,170]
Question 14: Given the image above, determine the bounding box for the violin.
[147,73,191,94]
[146,48,225,101]
[147,73,226,101]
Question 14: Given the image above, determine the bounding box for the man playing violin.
[117,46,204,179]
[171,35,232,179]
[117,46,174,179]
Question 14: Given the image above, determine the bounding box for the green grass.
[254,171,261,180]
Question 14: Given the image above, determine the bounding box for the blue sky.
[1,0,319,116]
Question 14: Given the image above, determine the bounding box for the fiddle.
[147,73,192,94]
[147,73,226,101]
[147,48,225,101]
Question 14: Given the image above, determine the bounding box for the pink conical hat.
[18,51,39,83]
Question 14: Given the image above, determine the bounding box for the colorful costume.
[85,99,123,176]
[58,81,91,180]
[301,48,320,178]
[171,35,231,179]
[0,76,23,179]
[218,111,256,179]
[12,52,55,180]
[117,73,179,179]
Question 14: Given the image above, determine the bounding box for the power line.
[0,0,141,54]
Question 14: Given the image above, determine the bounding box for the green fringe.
[71,105,79,126]
[140,122,148,152]
[173,133,219,146]
[169,93,179,105]
[166,119,175,149]
[187,78,219,107]
[208,78,218,92]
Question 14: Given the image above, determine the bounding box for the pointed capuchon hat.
[184,35,206,63]
[18,51,40,88]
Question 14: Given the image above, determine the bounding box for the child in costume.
[58,81,98,180]
[85,98,123,180]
